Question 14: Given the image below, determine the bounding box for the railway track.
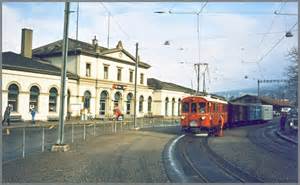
[166,134,263,183]
[247,123,297,161]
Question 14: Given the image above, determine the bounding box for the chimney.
[21,28,33,58]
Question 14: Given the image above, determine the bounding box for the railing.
[2,117,180,162]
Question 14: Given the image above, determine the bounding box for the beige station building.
[2,28,196,121]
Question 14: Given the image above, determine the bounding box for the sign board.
[112,84,126,90]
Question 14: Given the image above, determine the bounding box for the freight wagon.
[181,95,274,134]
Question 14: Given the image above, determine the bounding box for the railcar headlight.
[181,116,185,119]
[201,116,206,120]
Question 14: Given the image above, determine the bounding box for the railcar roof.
[183,96,228,104]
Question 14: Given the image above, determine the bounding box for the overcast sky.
[3,2,298,92]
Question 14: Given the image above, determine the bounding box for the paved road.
[2,121,298,183]
[3,126,179,183]
[207,122,298,183]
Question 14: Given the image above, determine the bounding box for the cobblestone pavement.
[3,129,176,183]
[208,122,298,183]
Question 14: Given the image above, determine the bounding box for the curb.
[275,130,298,145]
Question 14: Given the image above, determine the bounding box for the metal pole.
[257,80,260,98]
[72,123,74,143]
[83,123,86,140]
[133,43,139,128]
[22,127,25,158]
[57,2,70,145]
[203,70,206,93]
[107,13,110,48]
[42,127,45,152]
[93,123,96,136]
[76,2,79,40]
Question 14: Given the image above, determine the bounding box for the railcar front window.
[214,103,218,112]
[182,102,189,113]
[191,103,197,113]
[199,102,206,113]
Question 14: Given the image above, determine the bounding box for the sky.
[2,2,298,92]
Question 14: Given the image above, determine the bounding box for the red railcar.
[180,96,228,134]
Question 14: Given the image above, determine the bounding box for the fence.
[2,117,180,162]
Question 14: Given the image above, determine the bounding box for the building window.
[140,73,144,84]
[117,68,122,81]
[83,91,91,110]
[172,98,175,116]
[86,63,91,77]
[165,97,169,116]
[126,93,133,115]
[100,91,108,115]
[29,86,40,111]
[114,92,122,107]
[178,98,181,115]
[8,84,19,112]
[129,70,133,83]
[148,96,152,112]
[49,87,58,112]
[104,66,109,79]
[139,95,144,112]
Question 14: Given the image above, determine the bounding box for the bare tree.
[285,47,298,106]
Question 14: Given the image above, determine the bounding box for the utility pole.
[194,63,200,94]
[133,43,139,129]
[76,2,79,40]
[194,63,208,94]
[107,13,110,48]
[257,79,289,98]
[52,2,70,152]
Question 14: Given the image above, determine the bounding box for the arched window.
[178,98,181,116]
[165,97,169,116]
[126,93,133,115]
[100,91,108,115]
[8,84,19,112]
[29,86,40,111]
[114,92,122,107]
[148,96,152,112]
[49,87,58,112]
[83,91,91,110]
[172,98,175,116]
[139,95,144,112]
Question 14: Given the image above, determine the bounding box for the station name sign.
[112,84,126,90]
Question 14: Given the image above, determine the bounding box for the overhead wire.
[257,21,298,64]
[100,2,131,41]
[257,1,286,50]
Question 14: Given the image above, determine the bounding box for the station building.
[2,28,194,121]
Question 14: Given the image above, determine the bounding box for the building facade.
[2,28,194,121]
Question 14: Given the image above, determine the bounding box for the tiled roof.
[32,38,151,69]
[231,94,292,107]
[2,51,79,80]
[147,78,196,94]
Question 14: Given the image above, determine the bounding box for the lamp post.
[51,2,71,152]
[133,43,139,129]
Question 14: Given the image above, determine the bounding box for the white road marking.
[167,134,188,182]
[195,133,208,137]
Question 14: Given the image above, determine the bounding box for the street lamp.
[274,10,297,16]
